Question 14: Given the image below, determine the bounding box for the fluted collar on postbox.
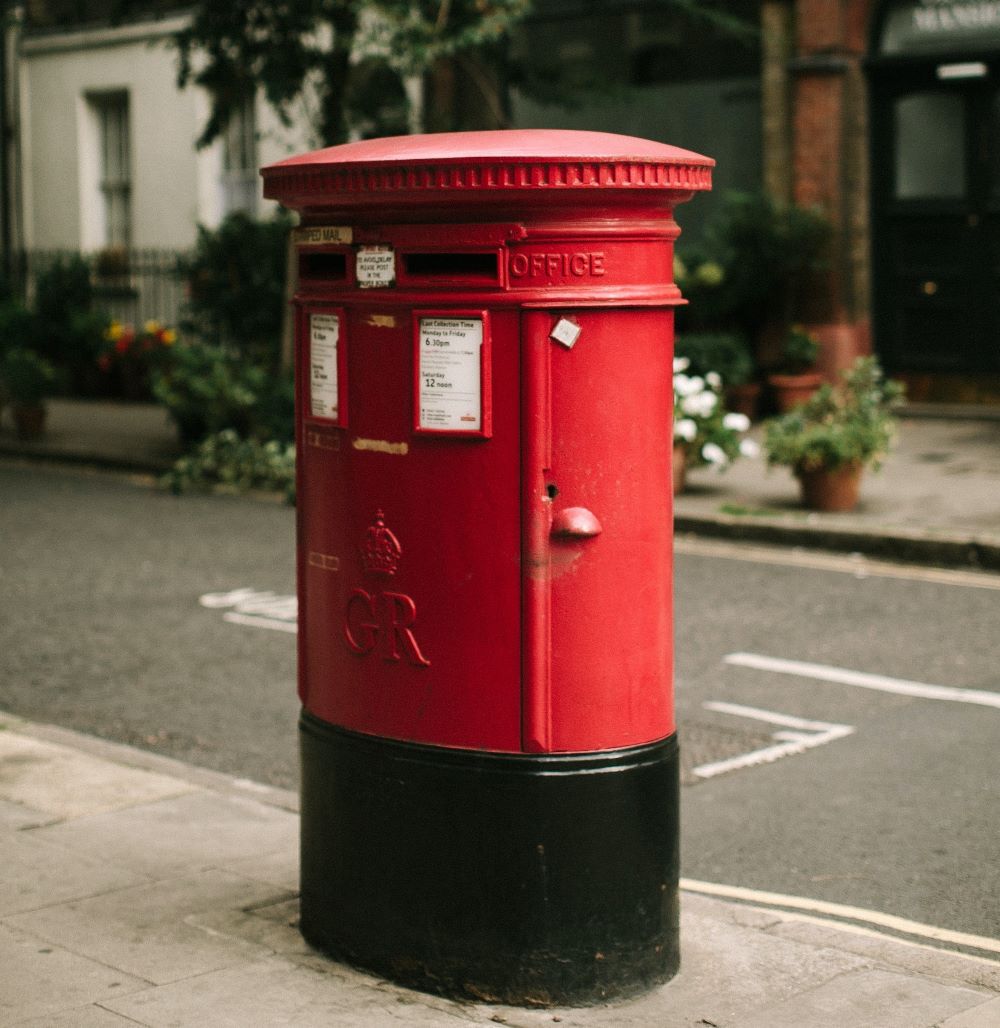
[261,129,713,219]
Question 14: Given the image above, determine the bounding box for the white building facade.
[16,11,308,254]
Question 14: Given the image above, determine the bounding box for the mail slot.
[262,130,712,1006]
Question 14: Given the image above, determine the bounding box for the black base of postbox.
[298,711,680,1007]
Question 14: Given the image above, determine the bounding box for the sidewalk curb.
[0,709,299,813]
[674,514,1000,572]
[0,444,173,477]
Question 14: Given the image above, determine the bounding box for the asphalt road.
[2,461,998,946]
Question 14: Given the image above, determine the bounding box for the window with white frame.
[222,94,258,215]
[89,91,131,248]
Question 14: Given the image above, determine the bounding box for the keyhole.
[546,483,559,501]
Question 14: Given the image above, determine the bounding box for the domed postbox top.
[262,129,713,211]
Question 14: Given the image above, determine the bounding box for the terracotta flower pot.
[672,442,687,496]
[769,372,823,413]
[796,461,863,512]
[725,381,761,421]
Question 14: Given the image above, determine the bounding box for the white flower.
[682,391,717,417]
[674,418,697,442]
[723,412,751,432]
[701,442,728,466]
[674,374,704,397]
[739,438,760,458]
[706,371,722,390]
[673,356,690,374]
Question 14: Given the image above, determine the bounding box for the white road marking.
[222,612,298,634]
[725,652,1000,709]
[675,536,1000,591]
[680,878,1000,957]
[694,702,854,779]
[200,589,298,634]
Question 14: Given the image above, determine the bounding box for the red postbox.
[262,130,712,1005]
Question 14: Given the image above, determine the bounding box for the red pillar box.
[262,130,712,1006]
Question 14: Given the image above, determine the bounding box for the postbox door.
[298,304,522,752]
[522,308,675,754]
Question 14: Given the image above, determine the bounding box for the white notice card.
[310,313,340,419]
[418,318,483,432]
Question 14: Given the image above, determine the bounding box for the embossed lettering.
[343,588,431,667]
[509,251,606,279]
[381,592,432,666]
[344,588,379,654]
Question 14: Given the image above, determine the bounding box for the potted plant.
[768,325,823,412]
[1,346,57,438]
[675,331,759,421]
[673,356,758,494]
[764,356,904,512]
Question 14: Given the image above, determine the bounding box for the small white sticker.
[356,246,396,288]
[310,313,340,419]
[418,317,483,432]
[550,318,582,349]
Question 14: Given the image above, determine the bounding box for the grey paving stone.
[220,847,299,891]
[0,733,196,818]
[188,897,310,958]
[103,955,479,1027]
[12,1004,142,1026]
[737,968,991,1028]
[30,790,297,878]
[0,797,48,830]
[0,923,147,1023]
[939,996,1000,1026]
[478,911,878,1028]
[770,918,1000,992]
[0,831,148,916]
[5,870,288,985]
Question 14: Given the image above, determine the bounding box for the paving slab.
[0,831,148,917]
[0,731,196,819]
[12,1007,140,1027]
[5,870,290,985]
[939,996,1000,1027]
[102,956,472,1028]
[0,922,148,1024]
[735,968,991,1028]
[29,789,298,879]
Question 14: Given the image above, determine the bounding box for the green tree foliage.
[174,0,533,146]
[177,211,292,367]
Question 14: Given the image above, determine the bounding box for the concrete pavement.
[2,710,1000,1027]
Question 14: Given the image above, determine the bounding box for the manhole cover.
[679,720,775,785]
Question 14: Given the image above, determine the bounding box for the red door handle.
[550,506,603,539]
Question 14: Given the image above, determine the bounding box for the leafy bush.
[152,342,265,443]
[1,346,57,405]
[152,342,294,445]
[161,429,296,503]
[0,299,39,358]
[676,192,830,343]
[675,332,754,387]
[764,357,904,474]
[33,255,108,391]
[179,212,292,367]
[779,325,820,374]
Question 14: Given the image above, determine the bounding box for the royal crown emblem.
[361,510,402,576]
